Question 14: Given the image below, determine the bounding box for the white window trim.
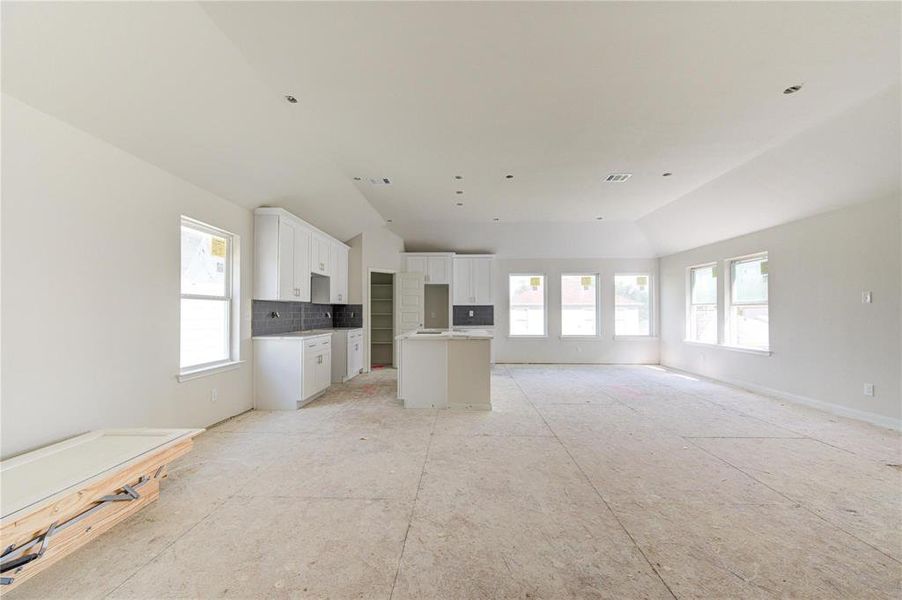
[560,272,600,338]
[177,360,245,383]
[613,272,655,338]
[179,216,240,378]
[685,262,718,344]
[724,251,769,352]
[508,272,548,338]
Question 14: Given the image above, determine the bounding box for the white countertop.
[396,329,494,341]
[253,327,362,340]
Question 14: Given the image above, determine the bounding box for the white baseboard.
[661,364,902,432]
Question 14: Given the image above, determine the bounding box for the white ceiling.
[3,2,900,256]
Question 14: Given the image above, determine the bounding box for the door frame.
[367,268,397,371]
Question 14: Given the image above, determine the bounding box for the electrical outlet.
[862,291,872,304]
[211,388,218,403]
[863,383,875,397]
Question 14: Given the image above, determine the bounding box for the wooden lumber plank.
[0,436,196,591]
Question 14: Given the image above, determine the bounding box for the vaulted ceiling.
[3,1,899,257]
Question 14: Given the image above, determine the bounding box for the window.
[688,264,717,344]
[509,274,546,336]
[180,217,235,371]
[561,274,598,336]
[727,253,768,350]
[614,274,651,336]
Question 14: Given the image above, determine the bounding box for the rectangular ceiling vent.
[368,177,391,185]
[604,173,632,183]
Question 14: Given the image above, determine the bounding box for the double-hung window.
[180,217,236,372]
[687,264,717,344]
[561,274,598,336]
[614,274,652,336]
[727,253,769,350]
[509,274,546,336]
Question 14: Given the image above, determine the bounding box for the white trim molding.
[660,364,902,431]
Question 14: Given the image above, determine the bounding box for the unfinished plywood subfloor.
[6,366,901,599]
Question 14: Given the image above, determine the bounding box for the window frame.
[724,251,769,352]
[560,272,600,338]
[507,273,548,338]
[179,216,239,376]
[685,262,718,345]
[613,272,654,338]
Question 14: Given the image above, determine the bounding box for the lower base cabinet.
[331,328,364,383]
[254,334,332,410]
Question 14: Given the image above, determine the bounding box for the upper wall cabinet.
[255,211,311,302]
[311,233,332,276]
[403,253,453,285]
[330,241,349,304]
[254,208,349,303]
[453,255,494,305]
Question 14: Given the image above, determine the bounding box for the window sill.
[721,345,771,356]
[507,335,548,339]
[683,339,718,348]
[177,360,244,382]
[560,335,602,340]
[614,335,658,341]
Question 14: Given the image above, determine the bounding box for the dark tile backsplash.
[253,301,363,335]
[453,305,494,326]
[333,304,364,328]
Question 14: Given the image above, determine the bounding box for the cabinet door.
[302,348,318,399]
[331,244,348,304]
[317,349,332,391]
[472,258,493,304]
[453,258,471,304]
[337,246,348,304]
[292,223,311,302]
[427,256,450,284]
[278,220,297,301]
[312,235,330,275]
[405,256,427,277]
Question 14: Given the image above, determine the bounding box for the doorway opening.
[369,271,394,368]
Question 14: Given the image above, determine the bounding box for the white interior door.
[395,272,424,335]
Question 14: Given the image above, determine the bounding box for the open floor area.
[8,366,901,599]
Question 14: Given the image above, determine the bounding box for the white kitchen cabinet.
[330,242,349,304]
[303,336,331,401]
[255,212,310,301]
[403,253,453,285]
[453,255,494,305]
[404,255,427,276]
[253,334,331,410]
[312,233,331,276]
[330,328,363,383]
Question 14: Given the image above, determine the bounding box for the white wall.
[493,258,660,364]
[659,196,902,427]
[1,95,255,458]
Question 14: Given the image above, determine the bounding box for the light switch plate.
[863,383,875,397]
[862,291,872,304]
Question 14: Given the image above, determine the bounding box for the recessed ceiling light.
[662,172,672,177]
[456,190,463,194]
[596,216,604,220]
[604,173,631,182]
[456,202,463,206]
[454,175,463,180]
[505,175,514,179]
[493,217,500,221]
[783,84,803,95]
[353,176,361,181]
[285,95,298,104]
[386,219,393,223]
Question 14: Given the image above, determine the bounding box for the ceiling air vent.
[368,177,391,185]
[604,173,632,182]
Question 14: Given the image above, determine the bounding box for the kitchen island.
[396,329,493,410]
